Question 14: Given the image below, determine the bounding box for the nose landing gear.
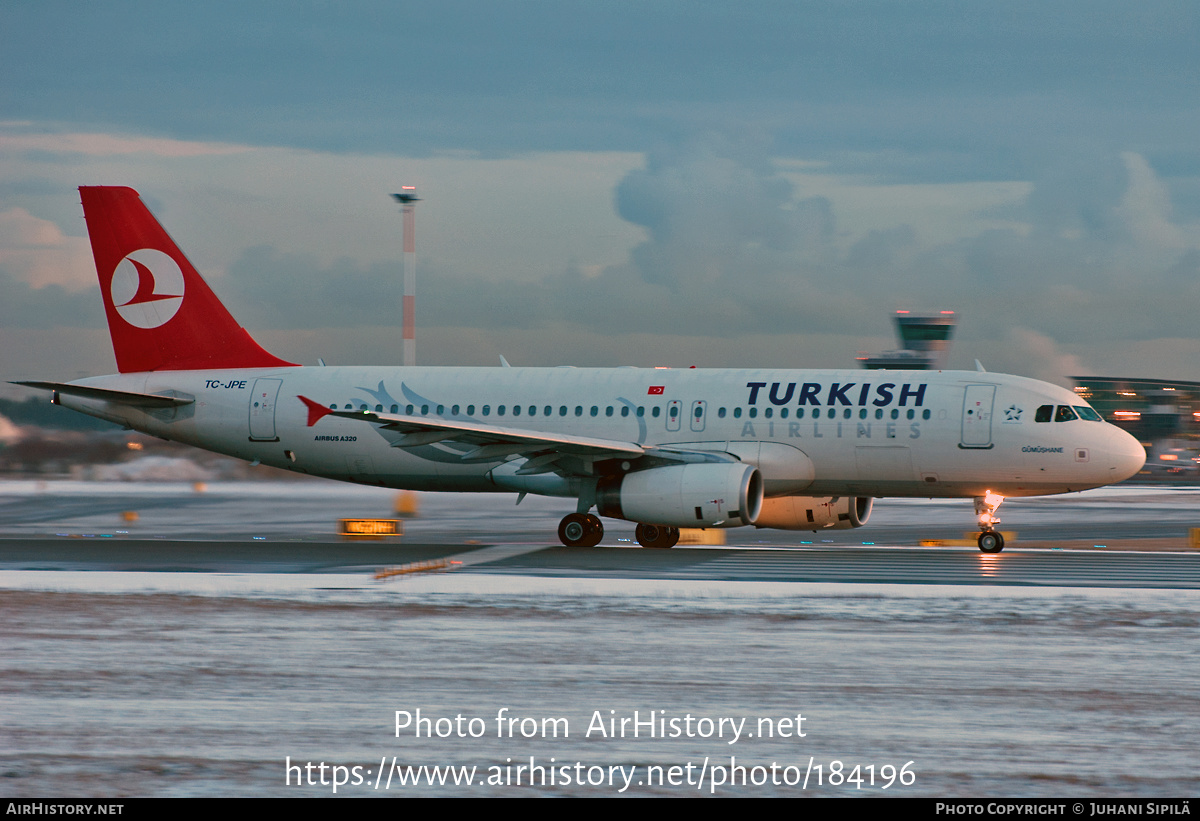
[975,492,1006,553]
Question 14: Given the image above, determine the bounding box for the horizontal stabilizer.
[13,381,195,408]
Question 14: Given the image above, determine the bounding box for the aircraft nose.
[1105,426,1146,482]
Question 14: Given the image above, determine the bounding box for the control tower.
[858,311,957,370]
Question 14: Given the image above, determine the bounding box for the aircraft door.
[960,384,996,448]
[690,400,707,433]
[666,399,682,432]
[249,378,282,441]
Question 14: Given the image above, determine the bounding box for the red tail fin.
[79,186,295,373]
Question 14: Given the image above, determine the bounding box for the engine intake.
[596,463,763,527]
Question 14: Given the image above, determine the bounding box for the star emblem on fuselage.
[1004,405,1023,422]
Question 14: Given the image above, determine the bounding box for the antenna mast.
[391,187,420,366]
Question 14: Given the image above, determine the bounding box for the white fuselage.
[60,365,1146,504]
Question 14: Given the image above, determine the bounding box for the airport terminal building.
[1071,376,1200,477]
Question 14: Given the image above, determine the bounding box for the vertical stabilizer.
[79,186,295,372]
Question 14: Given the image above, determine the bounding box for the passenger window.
[1055,405,1077,422]
[512,405,520,416]
[637,407,644,417]
[482,405,490,416]
[559,406,567,416]
[544,406,552,416]
[391,405,399,413]
[529,405,536,416]
[606,406,614,417]
[451,405,459,415]
[733,407,742,419]
[575,406,583,417]
[652,407,661,418]
[780,408,788,419]
[467,405,475,416]
[590,406,598,417]
[748,408,756,419]
[498,405,506,416]
[763,408,772,418]
[621,406,630,417]
[375,404,383,412]
[1035,405,1053,422]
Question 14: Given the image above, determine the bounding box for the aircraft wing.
[298,395,733,476]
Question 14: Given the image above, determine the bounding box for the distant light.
[940,310,955,314]
[1160,454,1178,461]
[896,310,910,314]
[1114,411,1141,419]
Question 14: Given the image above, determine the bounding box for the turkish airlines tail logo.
[110,248,185,328]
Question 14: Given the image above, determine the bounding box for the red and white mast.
[391,186,420,367]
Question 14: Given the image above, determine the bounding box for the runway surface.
[2,479,1198,797]
[2,538,1199,590]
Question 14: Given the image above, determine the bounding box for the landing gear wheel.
[559,513,603,547]
[978,530,1004,553]
[583,514,604,547]
[636,523,679,549]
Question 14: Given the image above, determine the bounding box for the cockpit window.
[1035,405,1053,423]
[1074,406,1103,422]
[1055,405,1078,422]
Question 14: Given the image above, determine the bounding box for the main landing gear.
[634,523,680,549]
[974,492,1006,553]
[558,513,603,547]
[555,514,681,548]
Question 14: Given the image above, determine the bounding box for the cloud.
[0,207,94,290]
[1001,328,1086,387]
[0,131,251,158]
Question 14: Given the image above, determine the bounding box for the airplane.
[16,186,1147,553]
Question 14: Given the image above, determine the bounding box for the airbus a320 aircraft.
[18,187,1146,552]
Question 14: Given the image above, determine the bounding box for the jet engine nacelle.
[596,463,763,527]
[754,495,873,530]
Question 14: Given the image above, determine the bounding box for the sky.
[3,1,1200,389]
